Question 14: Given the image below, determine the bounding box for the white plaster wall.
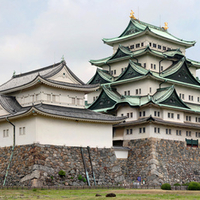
[36,116,113,148]
[113,127,124,141]
[114,150,129,159]
[117,106,138,121]
[116,78,160,96]
[0,105,10,116]
[123,125,151,140]
[112,34,186,55]
[0,116,36,147]
[87,90,101,104]
[12,84,85,108]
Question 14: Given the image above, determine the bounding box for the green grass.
[0,188,200,199]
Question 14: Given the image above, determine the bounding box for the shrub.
[82,178,87,183]
[78,175,83,180]
[188,182,200,190]
[58,170,66,177]
[32,188,37,192]
[174,183,181,186]
[182,182,190,186]
[161,183,171,190]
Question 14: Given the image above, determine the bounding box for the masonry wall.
[0,144,124,187]
[124,138,200,185]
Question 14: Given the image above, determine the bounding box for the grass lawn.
[0,188,200,199]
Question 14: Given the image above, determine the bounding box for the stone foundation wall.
[0,144,124,187]
[124,138,200,185]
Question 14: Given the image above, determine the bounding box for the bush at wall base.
[188,182,200,190]
[161,183,171,190]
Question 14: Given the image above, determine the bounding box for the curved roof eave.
[0,76,100,94]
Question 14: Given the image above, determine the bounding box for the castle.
[1,12,200,186]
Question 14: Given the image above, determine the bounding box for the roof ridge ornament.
[130,10,136,19]
[162,22,168,30]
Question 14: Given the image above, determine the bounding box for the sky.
[0,0,200,84]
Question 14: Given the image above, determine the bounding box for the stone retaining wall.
[0,144,124,187]
[1,138,200,186]
[124,138,200,185]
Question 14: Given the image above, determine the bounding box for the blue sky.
[0,0,200,84]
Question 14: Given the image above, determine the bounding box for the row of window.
[121,112,133,118]
[179,93,200,102]
[126,128,200,137]
[128,42,172,52]
[3,127,25,138]
[124,89,141,96]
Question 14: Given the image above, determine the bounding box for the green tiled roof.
[160,57,200,86]
[87,68,113,84]
[103,19,196,47]
[89,85,192,113]
[116,60,148,81]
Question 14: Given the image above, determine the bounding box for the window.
[196,132,200,138]
[176,130,181,136]
[136,43,140,48]
[158,128,160,133]
[154,64,156,69]
[141,42,144,47]
[160,66,163,71]
[110,71,113,75]
[124,91,127,95]
[126,129,129,135]
[154,111,156,117]
[139,112,142,117]
[139,128,142,133]
[158,45,161,49]
[186,131,191,137]
[136,89,138,95]
[149,87,152,93]
[168,112,174,118]
[198,97,200,102]
[189,95,193,101]
[114,70,116,75]
[72,97,75,104]
[121,114,124,117]
[139,89,141,94]
[19,127,25,135]
[149,42,152,47]
[153,43,156,48]
[166,129,171,135]
[143,111,146,117]
[127,113,129,118]
[130,129,133,134]
[158,112,160,117]
[177,114,180,119]
[128,90,130,96]
[163,46,166,50]
[130,113,133,118]
[144,63,146,68]
[154,127,157,133]
[130,45,134,49]
[3,129,9,137]
[186,116,191,121]
[182,94,184,99]
[143,127,146,133]
[121,68,124,73]
[151,64,153,69]
[47,94,51,102]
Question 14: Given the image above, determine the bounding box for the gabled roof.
[103,19,195,47]
[152,85,190,109]
[0,95,125,124]
[0,61,99,94]
[89,85,191,112]
[116,60,148,81]
[87,68,113,84]
[160,57,200,86]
